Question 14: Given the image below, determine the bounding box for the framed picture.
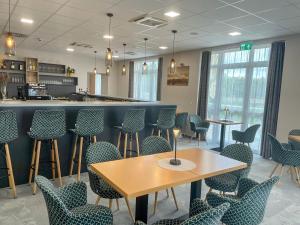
[167,65,189,86]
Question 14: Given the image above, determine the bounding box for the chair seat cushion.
[152,219,182,225]
[70,204,110,215]
[205,173,238,192]
[27,131,63,140]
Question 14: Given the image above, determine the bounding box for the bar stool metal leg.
[69,135,78,176]
[28,139,37,184]
[92,136,97,143]
[77,137,84,181]
[53,139,62,186]
[5,144,16,198]
[32,140,41,194]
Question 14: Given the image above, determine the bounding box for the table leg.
[135,194,148,223]
[220,124,226,151]
[190,180,202,208]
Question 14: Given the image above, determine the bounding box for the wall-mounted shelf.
[26,57,39,84]
[39,63,65,74]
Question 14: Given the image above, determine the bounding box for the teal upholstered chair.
[205,144,253,194]
[135,199,230,225]
[175,112,188,130]
[35,175,113,225]
[268,134,300,185]
[232,124,260,146]
[86,142,134,221]
[150,108,176,143]
[142,136,178,214]
[288,129,300,150]
[69,109,105,181]
[28,110,65,194]
[207,177,279,225]
[189,114,210,145]
[115,109,145,158]
[0,110,18,198]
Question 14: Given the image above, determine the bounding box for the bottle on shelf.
[11,61,15,70]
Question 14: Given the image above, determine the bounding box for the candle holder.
[170,128,181,166]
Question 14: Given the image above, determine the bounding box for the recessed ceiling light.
[159,46,168,50]
[103,34,114,39]
[20,18,34,24]
[164,11,180,18]
[112,55,119,58]
[66,48,74,52]
[229,31,241,36]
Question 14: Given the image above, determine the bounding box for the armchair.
[189,114,210,145]
[232,124,260,146]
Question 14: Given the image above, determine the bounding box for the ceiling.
[1,0,300,59]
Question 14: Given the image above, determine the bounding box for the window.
[133,59,158,101]
[95,73,101,95]
[207,45,271,154]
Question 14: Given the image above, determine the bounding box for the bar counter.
[0,98,177,188]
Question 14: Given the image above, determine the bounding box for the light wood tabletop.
[90,148,247,199]
[288,135,300,142]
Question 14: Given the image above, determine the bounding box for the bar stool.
[150,108,176,143]
[69,109,104,181]
[0,110,18,198]
[28,110,65,194]
[115,109,145,158]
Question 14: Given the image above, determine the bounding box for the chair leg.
[129,133,133,157]
[277,164,285,185]
[294,167,300,186]
[166,189,169,198]
[5,144,16,198]
[270,163,280,178]
[109,199,113,209]
[124,133,128,158]
[117,132,121,150]
[51,140,56,180]
[158,129,161,137]
[28,139,37,184]
[93,135,97,143]
[151,128,154,136]
[77,137,84,181]
[171,187,178,210]
[69,135,78,176]
[166,129,170,143]
[135,132,140,156]
[153,192,158,215]
[95,196,100,205]
[53,139,62,186]
[116,199,120,210]
[125,197,134,222]
[32,141,41,194]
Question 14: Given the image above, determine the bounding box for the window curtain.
[157,57,163,101]
[260,41,285,159]
[128,61,134,98]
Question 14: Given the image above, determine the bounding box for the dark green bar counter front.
[0,100,177,188]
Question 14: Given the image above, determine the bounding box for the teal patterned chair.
[268,134,300,185]
[69,109,105,181]
[207,177,279,225]
[205,144,253,194]
[150,108,176,143]
[115,109,145,158]
[35,175,113,225]
[28,110,65,194]
[0,110,18,198]
[232,124,260,146]
[189,114,210,145]
[86,142,134,221]
[135,199,230,225]
[142,136,178,214]
[288,129,300,150]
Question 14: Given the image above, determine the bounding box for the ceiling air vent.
[129,14,167,28]
[69,42,93,49]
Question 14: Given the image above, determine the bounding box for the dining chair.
[232,124,260,147]
[35,175,113,225]
[207,177,279,225]
[288,129,300,150]
[189,114,210,145]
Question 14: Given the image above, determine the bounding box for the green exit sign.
[240,42,253,51]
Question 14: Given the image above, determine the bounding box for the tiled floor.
[0,138,299,225]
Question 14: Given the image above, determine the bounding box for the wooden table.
[91,148,247,223]
[288,135,300,143]
[207,119,242,152]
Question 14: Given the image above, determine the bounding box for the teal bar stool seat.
[150,108,176,143]
[69,109,104,181]
[28,110,65,194]
[115,109,145,158]
[0,110,18,198]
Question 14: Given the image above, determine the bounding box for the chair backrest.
[221,144,253,177]
[189,114,202,127]
[182,203,230,225]
[35,176,69,224]
[175,112,188,129]
[223,177,279,225]
[289,129,300,136]
[142,136,172,155]
[244,124,260,142]
[268,134,285,163]
[157,108,176,129]
[0,110,18,143]
[31,110,65,139]
[122,109,145,133]
[86,142,121,165]
[75,109,104,136]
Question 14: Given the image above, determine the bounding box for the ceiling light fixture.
[20,18,34,24]
[112,55,119,58]
[122,43,126,76]
[105,13,113,75]
[93,50,97,75]
[4,0,16,56]
[229,31,241,36]
[164,11,180,18]
[159,46,168,50]
[103,34,114,39]
[169,30,177,75]
[66,48,74,52]
[143,38,148,74]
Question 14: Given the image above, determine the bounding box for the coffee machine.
[25,83,51,100]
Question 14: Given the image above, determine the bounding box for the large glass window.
[207,45,270,154]
[95,74,101,95]
[133,59,158,101]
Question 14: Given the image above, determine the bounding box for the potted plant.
[66,66,75,77]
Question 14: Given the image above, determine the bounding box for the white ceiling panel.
[258,5,300,21]
[55,5,97,20]
[201,5,248,21]
[223,15,268,27]
[66,0,113,14]
[16,0,63,13]
[173,0,226,14]
[232,0,290,14]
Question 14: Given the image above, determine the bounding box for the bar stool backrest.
[157,108,176,129]
[76,109,104,136]
[0,110,18,143]
[142,136,172,155]
[31,110,65,139]
[122,109,145,133]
